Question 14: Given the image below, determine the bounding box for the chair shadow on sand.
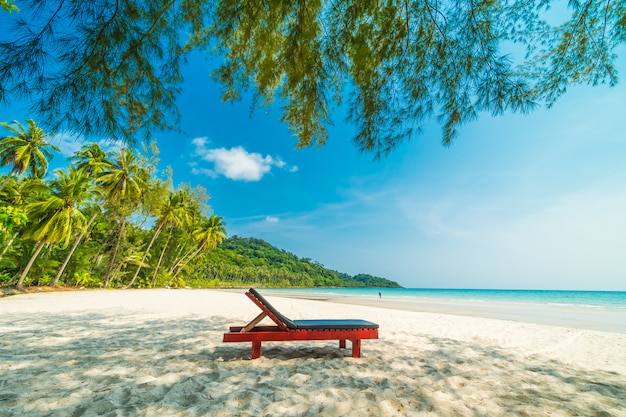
[212,343,358,361]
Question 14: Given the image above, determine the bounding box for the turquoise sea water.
[260,288,626,333]
[263,288,626,308]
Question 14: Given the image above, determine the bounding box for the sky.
[2,36,625,292]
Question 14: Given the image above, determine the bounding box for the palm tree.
[126,189,194,288]
[0,119,59,193]
[15,169,88,290]
[50,143,112,285]
[166,185,210,275]
[171,214,226,280]
[68,142,110,177]
[49,169,96,286]
[149,189,198,287]
[97,148,148,287]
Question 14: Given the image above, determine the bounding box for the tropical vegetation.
[1,120,401,291]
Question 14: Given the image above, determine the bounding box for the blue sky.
[2,46,626,290]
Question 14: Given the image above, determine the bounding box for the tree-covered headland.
[197,236,401,288]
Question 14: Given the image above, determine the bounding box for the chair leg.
[251,341,261,359]
[351,339,361,358]
[339,339,346,349]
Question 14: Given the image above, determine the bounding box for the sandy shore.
[1,289,625,416]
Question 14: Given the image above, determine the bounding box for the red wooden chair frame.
[223,289,379,359]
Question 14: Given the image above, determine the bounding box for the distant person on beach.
[379,292,381,298]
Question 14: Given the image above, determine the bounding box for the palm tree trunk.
[169,246,194,275]
[104,217,126,288]
[151,227,173,287]
[51,212,98,286]
[126,222,164,288]
[0,230,19,262]
[0,170,15,194]
[167,242,188,273]
[172,241,207,279]
[16,240,47,291]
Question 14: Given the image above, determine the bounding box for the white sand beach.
[1,289,625,416]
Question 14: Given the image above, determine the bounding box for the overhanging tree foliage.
[0,0,18,13]
[1,1,624,156]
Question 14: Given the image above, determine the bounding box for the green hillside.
[187,236,402,288]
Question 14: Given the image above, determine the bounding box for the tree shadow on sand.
[1,311,624,416]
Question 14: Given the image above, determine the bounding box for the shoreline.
[4,286,624,333]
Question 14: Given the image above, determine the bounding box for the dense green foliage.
[1,1,623,156]
[192,236,402,288]
[0,122,228,290]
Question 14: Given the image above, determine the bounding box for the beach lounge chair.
[223,288,379,359]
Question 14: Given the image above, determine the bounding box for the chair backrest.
[248,288,298,330]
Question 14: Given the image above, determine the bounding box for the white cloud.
[192,136,209,148]
[203,147,273,181]
[191,138,295,182]
[97,138,126,152]
[265,216,280,223]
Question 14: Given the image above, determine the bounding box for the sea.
[259,288,626,334]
